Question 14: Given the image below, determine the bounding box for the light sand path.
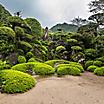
[0,72,104,104]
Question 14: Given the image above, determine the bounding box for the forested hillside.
[50,22,78,32]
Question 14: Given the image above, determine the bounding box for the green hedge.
[93,61,102,67]
[45,60,70,67]
[57,66,81,76]
[56,62,83,76]
[0,70,36,93]
[85,60,93,69]
[94,67,104,76]
[56,62,84,73]
[12,62,55,75]
[33,63,55,75]
[87,65,98,72]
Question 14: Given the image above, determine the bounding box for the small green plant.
[87,65,98,72]
[0,70,36,93]
[18,56,26,63]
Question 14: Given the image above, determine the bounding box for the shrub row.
[85,60,102,69]
[11,62,55,75]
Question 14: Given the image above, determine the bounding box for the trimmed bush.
[85,60,93,69]
[93,61,102,67]
[28,58,36,62]
[57,66,81,76]
[15,26,25,37]
[0,27,15,38]
[19,41,32,49]
[96,56,104,62]
[71,46,82,51]
[12,62,55,75]
[87,65,98,72]
[8,16,30,28]
[25,18,42,37]
[67,39,78,44]
[94,67,104,76]
[26,52,34,59]
[33,63,55,75]
[18,56,26,63]
[45,60,70,67]
[84,48,97,59]
[56,62,84,72]
[0,70,36,93]
[12,63,28,72]
[56,46,66,53]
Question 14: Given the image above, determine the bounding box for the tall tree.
[89,0,104,13]
[71,16,88,27]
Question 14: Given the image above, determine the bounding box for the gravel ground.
[0,72,104,104]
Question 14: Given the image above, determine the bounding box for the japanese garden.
[0,0,104,104]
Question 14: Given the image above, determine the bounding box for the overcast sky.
[0,0,92,27]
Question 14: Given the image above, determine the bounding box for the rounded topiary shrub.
[0,70,36,93]
[28,58,36,62]
[57,66,81,76]
[45,60,70,67]
[56,46,66,53]
[26,52,34,59]
[0,27,15,38]
[18,56,26,63]
[15,26,25,37]
[94,67,104,76]
[87,65,98,72]
[11,63,28,72]
[33,63,55,75]
[25,18,42,37]
[93,61,102,67]
[96,56,104,62]
[56,62,84,73]
[84,49,97,59]
[71,46,82,51]
[85,60,93,69]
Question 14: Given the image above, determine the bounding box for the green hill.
[50,22,78,32]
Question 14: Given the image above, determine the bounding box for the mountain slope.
[50,23,78,32]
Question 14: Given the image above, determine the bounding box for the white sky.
[0,0,92,27]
